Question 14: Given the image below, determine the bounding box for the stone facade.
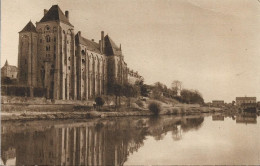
[127,70,143,84]
[236,97,256,106]
[17,5,138,100]
[212,100,225,107]
[1,60,18,79]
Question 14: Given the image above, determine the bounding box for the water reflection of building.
[1,116,204,165]
[212,115,225,121]
[1,147,16,165]
[236,114,257,124]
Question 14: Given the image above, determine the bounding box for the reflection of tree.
[171,125,182,141]
[181,117,204,132]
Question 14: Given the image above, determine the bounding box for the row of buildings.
[4,5,143,100]
[211,97,258,107]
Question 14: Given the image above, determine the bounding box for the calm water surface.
[1,114,260,165]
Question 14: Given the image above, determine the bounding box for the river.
[1,113,260,165]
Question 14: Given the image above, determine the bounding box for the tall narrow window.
[46,36,50,43]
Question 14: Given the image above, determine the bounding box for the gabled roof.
[105,35,122,56]
[2,60,18,70]
[76,33,101,54]
[19,21,37,33]
[39,5,73,27]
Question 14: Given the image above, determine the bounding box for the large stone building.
[17,5,140,100]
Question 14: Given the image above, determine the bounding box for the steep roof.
[105,35,122,56]
[39,5,73,27]
[4,60,9,66]
[1,60,17,70]
[76,34,101,54]
[19,21,37,33]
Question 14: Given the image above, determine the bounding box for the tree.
[171,80,182,96]
[123,83,140,107]
[135,80,150,97]
[95,96,105,110]
[180,89,204,104]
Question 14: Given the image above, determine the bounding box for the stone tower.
[17,21,38,86]
[35,5,76,99]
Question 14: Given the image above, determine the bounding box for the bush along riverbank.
[1,98,222,121]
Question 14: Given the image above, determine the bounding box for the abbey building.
[18,5,142,100]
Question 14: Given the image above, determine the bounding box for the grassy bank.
[1,95,223,121]
[1,103,220,121]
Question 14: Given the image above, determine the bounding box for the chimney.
[78,31,81,36]
[91,39,94,42]
[44,9,48,15]
[65,11,69,21]
[101,31,104,54]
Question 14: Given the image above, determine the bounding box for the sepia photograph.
[1,0,260,165]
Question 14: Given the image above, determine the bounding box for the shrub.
[135,100,144,108]
[148,102,162,115]
[95,97,105,110]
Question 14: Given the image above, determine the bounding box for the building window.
[40,39,42,43]
[46,45,50,51]
[25,59,27,64]
[54,37,56,42]
[68,66,70,70]
[46,36,51,42]
[54,54,56,60]
[54,45,56,51]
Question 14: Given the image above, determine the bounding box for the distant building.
[1,60,18,79]
[212,100,224,107]
[236,97,256,106]
[127,70,143,84]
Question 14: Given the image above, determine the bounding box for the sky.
[1,0,260,102]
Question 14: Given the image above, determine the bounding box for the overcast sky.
[2,0,260,102]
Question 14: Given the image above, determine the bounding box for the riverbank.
[1,95,224,121]
[1,103,221,121]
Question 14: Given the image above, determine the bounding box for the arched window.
[46,35,50,43]
[46,45,50,51]
[44,26,51,33]
[81,50,86,55]
[53,27,57,33]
